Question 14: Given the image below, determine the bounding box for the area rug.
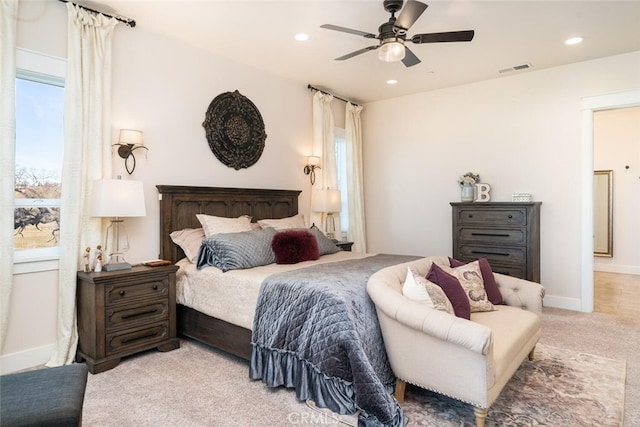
[401,344,626,427]
[307,345,626,427]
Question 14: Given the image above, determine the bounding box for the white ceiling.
[97,0,640,104]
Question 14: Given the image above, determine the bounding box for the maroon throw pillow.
[272,230,319,264]
[449,257,503,305]
[426,263,471,320]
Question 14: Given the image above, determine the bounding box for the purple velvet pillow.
[426,263,471,320]
[449,257,503,305]
[272,230,319,264]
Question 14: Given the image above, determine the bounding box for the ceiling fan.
[321,0,474,67]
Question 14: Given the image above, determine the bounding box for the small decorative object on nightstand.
[76,264,180,374]
[335,241,354,252]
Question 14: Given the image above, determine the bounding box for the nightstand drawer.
[106,322,169,356]
[456,208,527,226]
[106,279,168,306]
[106,301,169,329]
[457,244,526,265]
[457,227,526,245]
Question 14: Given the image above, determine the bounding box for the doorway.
[581,90,640,312]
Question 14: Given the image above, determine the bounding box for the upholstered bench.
[367,256,544,427]
[1,363,88,426]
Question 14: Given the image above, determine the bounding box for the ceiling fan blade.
[395,0,428,31]
[335,45,379,61]
[401,46,421,67]
[411,30,475,44]
[321,24,377,39]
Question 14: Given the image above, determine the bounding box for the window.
[14,49,65,268]
[334,128,349,237]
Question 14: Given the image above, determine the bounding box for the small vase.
[461,183,475,202]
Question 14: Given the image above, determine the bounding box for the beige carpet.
[82,307,635,426]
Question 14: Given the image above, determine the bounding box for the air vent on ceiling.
[498,63,533,74]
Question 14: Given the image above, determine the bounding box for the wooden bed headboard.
[156,185,301,263]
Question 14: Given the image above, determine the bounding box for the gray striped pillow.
[197,227,276,272]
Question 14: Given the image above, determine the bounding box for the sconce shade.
[118,129,143,145]
[313,189,342,213]
[90,179,146,218]
[307,156,320,167]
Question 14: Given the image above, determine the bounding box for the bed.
[156,185,413,426]
[157,185,303,359]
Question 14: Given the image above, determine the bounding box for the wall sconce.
[113,129,147,175]
[303,156,321,185]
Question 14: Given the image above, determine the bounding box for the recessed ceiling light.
[565,36,583,45]
[294,33,309,41]
[386,79,398,85]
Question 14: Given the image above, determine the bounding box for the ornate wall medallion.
[202,90,266,170]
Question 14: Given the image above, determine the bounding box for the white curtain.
[345,102,367,252]
[47,3,118,366]
[0,0,18,352]
[311,91,339,232]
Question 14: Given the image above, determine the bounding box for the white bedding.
[176,251,372,330]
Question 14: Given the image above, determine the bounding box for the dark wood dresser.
[451,202,541,282]
[76,264,180,373]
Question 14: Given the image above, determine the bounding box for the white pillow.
[257,214,306,230]
[169,228,205,263]
[196,214,253,237]
[402,267,454,315]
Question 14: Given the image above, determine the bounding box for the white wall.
[593,107,640,274]
[363,50,640,310]
[4,1,314,370]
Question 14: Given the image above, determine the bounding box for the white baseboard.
[0,344,55,375]
[594,263,640,275]
[543,295,584,312]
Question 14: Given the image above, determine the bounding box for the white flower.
[458,172,480,187]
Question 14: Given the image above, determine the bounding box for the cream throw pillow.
[440,261,495,312]
[196,214,253,237]
[257,214,306,230]
[169,228,205,263]
[402,268,454,315]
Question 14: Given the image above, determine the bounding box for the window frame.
[13,48,66,274]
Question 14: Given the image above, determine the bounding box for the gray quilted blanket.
[250,254,419,427]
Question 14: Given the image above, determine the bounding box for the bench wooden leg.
[473,407,488,427]
[394,379,406,403]
[528,345,536,361]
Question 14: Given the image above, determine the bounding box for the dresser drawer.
[106,301,169,329]
[105,322,169,356]
[458,244,526,265]
[457,227,526,245]
[456,208,527,226]
[486,263,527,278]
[105,278,168,306]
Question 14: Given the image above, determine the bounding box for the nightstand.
[76,264,180,374]
[335,241,354,252]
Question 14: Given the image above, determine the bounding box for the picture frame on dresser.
[450,202,541,282]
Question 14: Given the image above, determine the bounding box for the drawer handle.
[471,250,510,257]
[152,284,158,290]
[119,290,125,296]
[122,308,159,320]
[468,214,473,218]
[121,332,159,345]
[471,232,511,238]
[508,215,513,219]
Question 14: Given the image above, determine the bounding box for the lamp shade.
[313,189,341,213]
[118,129,143,145]
[307,156,320,167]
[90,179,146,218]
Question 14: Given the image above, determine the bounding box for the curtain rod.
[57,0,136,27]
[307,84,360,107]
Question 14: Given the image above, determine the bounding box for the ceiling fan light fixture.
[378,38,405,62]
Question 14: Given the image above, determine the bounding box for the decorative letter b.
[475,183,491,202]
